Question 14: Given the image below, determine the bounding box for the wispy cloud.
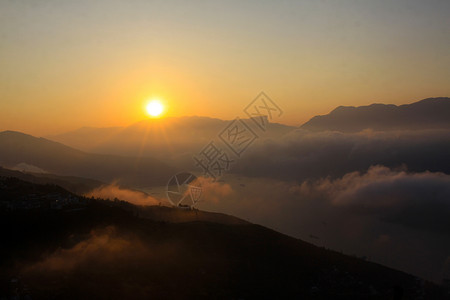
[85,183,169,206]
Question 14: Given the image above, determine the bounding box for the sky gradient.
[1,0,449,135]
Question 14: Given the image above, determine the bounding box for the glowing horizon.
[0,0,449,136]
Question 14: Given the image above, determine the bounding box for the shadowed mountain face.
[47,116,295,159]
[0,131,175,186]
[0,166,104,195]
[301,97,450,132]
[0,177,445,299]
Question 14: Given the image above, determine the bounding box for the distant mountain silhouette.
[47,116,295,159]
[0,131,175,186]
[301,97,450,132]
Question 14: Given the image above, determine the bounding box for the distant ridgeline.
[301,97,450,132]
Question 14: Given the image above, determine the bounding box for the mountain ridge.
[301,97,450,132]
[45,115,295,161]
[0,131,175,186]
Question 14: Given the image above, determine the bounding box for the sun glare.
[146,100,164,117]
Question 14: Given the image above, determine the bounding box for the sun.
[146,100,164,117]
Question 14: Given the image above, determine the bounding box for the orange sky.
[1,0,449,135]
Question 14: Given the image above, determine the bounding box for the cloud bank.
[303,165,450,234]
[234,129,450,181]
[198,166,450,283]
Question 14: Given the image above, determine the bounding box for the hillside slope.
[0,177,446,299]
[0,166,104,195]
[0,131,175,186]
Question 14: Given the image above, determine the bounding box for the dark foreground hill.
[301,97,450,132]
[0,177,447,299]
